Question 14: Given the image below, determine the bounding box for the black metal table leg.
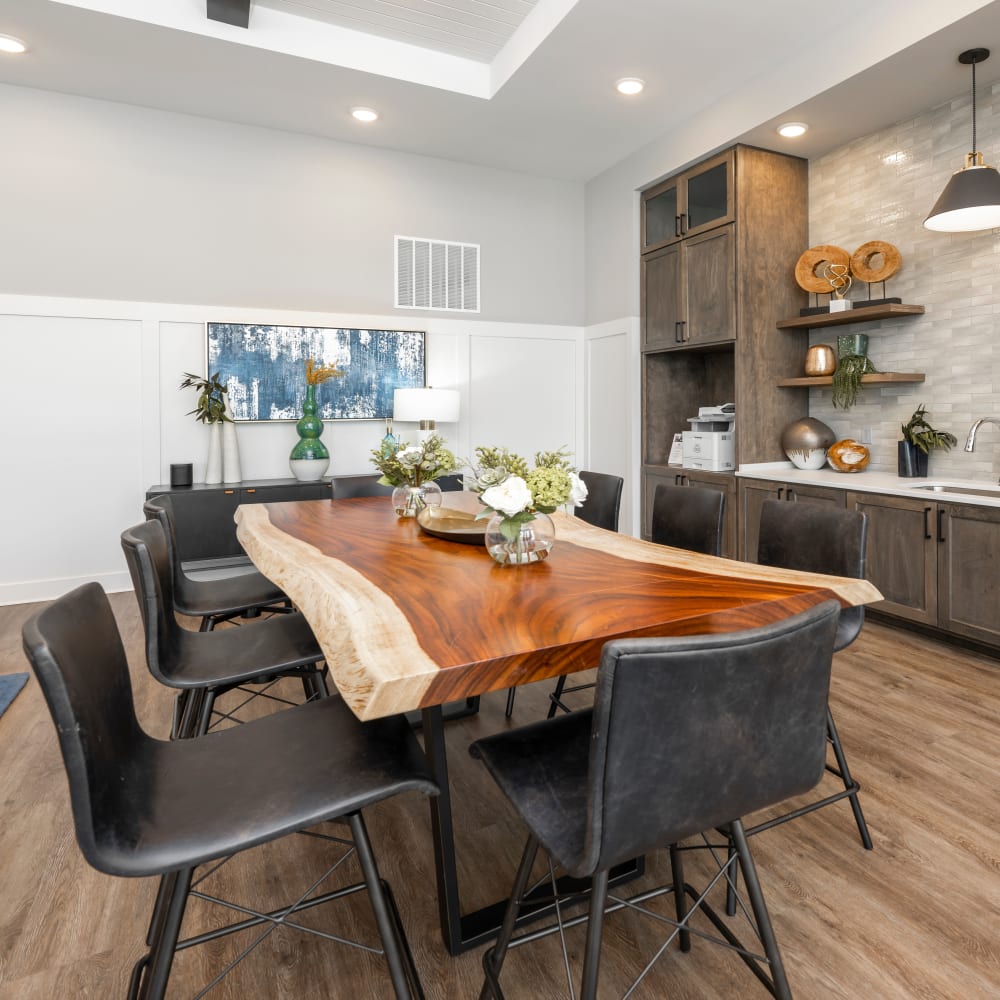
[421,705,643,956]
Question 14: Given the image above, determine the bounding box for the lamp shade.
[924,161,1000,232]
[393,388,460,423]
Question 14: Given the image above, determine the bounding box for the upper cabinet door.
[641,178,681,253]
[682,151,734,239]
[641,149,734,253]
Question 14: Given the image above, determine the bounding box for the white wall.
[0,83,584,326]
[0,294,586,604]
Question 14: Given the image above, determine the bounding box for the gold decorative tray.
[416,504,487,544]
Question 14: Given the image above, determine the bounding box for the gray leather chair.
[472,600,841,1000]
[23,582,437,1000]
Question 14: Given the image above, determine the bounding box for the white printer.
[682,404,735,472]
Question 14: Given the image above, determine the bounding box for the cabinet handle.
[786,488,796,501]
[776,487,784,500]
[245,488,256,494]
[679,320,687,342]
[675,474,683,485]
[224,489,235,495]
[674,321,682,343]
[675,214,681,237]
[924,506,932,540]
[679,212,687,234]
[937,508,946,543]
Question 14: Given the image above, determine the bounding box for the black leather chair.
[504,471,624,719]
[144,494,292,632]
[650,482,725,555]
[575,470,623,532]
[751,499,872,848]
[332,473,463,498]
[122,519,328,738]
[331,473,394,498]
[544,480,725,720]
[472,600,841,1000]
[22,582,438,1000]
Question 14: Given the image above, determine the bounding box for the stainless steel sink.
[909,483,1000,497]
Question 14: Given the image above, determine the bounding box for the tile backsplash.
[805,82,1000,480]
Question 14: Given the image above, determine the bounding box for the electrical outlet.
[859,427,873,444]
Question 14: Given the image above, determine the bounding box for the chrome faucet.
[964,416,1000,452]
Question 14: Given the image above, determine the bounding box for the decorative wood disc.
[850,241,901,284]
[794,245,851,293]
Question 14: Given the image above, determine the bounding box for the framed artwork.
[206,323,425,421]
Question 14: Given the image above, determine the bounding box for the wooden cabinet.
[640,145,809,536]
[641,149,734,253]
[642,468,737,558]
[848,492,936,623]
[642,228,736,349]
[739,478,846,561]
[145,478,332,565]
[937,503,1000,644]
[848,492,1000,647]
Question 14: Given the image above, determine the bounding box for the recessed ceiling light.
[777,122,809,138]
[0,34,27,55]
[615,78,645,96]
[351,107,378,123]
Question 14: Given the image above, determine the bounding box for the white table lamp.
[393,388,460,440]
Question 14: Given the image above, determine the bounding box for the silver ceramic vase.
[780,417,836,470]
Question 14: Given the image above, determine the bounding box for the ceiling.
[1,0,999,182]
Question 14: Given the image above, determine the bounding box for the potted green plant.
[831,353,879,409]
[898,403,957,477]
[179,372,233,484]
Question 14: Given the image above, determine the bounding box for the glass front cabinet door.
[641,149,734,254]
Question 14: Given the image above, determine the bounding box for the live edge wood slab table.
[236,495,881,954]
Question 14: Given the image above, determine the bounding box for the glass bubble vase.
[392,481,442,518]
[484,512,555,566]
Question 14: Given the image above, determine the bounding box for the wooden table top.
[236,496,882,721]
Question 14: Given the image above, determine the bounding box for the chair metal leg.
[730,820,792,1000]
[131,867,193,1000]
[546,676,567,719]
[195,688,217,736]
[480,834,540,1000]
[580,868,609,1000]
[349,812,419,1000]
[826,708,873,849]
[145,872,178,947]
[668,845,691,952]
[504,687,516,719]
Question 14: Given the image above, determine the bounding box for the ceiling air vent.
[395,236,480,313]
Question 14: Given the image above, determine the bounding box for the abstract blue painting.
[207,324,425,421]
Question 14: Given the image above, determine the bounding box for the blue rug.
[0,673,29,719]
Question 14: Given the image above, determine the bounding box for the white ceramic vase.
[221,400,242,483]
[204,421,223,485]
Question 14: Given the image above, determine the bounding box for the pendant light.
[925,48,1000,232]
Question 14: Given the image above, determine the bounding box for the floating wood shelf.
[777,372,926,387]
[776,303,925,330]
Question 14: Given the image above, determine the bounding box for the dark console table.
[145,478,332,566]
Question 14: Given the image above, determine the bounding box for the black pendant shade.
[924,48,1000,233]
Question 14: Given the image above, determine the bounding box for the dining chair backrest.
[576,471,623,532]
[331,474,394,499]
[22,582,148,874]
[756,499,868,651]
[142,494,199,608]
[121,519,187,684]
[572,599,841,879]
[650,483,724,556]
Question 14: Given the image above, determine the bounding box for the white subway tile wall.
[806,81,1000,479]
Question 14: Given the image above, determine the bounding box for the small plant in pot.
[899,403,957,477]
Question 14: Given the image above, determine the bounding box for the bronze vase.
[804,344,836,376]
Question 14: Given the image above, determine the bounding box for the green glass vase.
[289,384,330,481]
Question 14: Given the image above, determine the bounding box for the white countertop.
[737,462,1000,508]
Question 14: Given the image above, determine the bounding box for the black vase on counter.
[898,441,928,478]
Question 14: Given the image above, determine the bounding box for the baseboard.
[0,570,132,607]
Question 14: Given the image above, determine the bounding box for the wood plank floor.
[1,593,998,999]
